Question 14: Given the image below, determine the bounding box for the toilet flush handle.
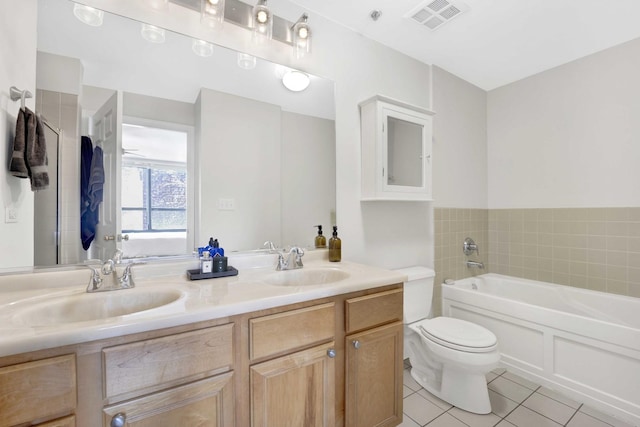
[352,340,360,349]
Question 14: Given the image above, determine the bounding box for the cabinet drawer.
[37,415,76,427]
[103,324,233,399]
[250,303,335,361]
[0,354,76,427]
[345,288,403,333]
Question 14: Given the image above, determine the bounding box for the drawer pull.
[111,412,126,427]
[327,348,336,358]
[353,340,361,349]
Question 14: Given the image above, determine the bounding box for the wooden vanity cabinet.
[0,283,403,427]
[345,289,404,427]
[0,354,76,427]
[248,303,337,426]
[101,324,235,427]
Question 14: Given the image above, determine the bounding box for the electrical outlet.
[5,207,18,223]
[218,198,236,211]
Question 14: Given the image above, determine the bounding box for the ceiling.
[281,0,640,90]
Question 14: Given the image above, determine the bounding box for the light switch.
[218,198,236,210]
[5,207,18,223]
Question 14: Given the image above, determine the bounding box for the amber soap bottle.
[314,225,327,248]
[328,225,341,262]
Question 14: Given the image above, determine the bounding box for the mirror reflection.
[34,0,336,266]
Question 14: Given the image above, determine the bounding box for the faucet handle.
[84,264,103,291]
[264,241,277,252]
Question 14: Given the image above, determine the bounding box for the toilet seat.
[417,317,497,353]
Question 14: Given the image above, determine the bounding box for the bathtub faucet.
[466,260,484,269]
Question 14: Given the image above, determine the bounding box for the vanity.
[0,254,405,427]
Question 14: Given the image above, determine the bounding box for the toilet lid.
[417,317,497,353]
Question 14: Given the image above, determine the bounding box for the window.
[121,124,188,233]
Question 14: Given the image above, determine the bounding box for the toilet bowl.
[397,267,500,414]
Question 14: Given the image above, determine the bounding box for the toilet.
[397,266,500,414]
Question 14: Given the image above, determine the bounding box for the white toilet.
[397,266,500,414]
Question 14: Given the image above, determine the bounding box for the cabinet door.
[381,106,432,198]
[250,342,335,427]
[102,372,234,427]
[345,322,403,427]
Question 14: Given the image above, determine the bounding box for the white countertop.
[0,254,406,358]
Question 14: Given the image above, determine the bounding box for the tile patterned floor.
[400,363,636,427]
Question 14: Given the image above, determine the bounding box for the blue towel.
[88,146,104,211]
[80,136,93,217]
[80,136,95,250]
[81,143,104,250]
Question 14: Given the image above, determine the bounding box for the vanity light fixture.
[192,39,214,57]
[141,23,166,43]
[237,53,257,70]
[201,0,225,29]
[282,70,310,92]
[73,4,104,27]
[292,13,311,59]
[252,0,273,44]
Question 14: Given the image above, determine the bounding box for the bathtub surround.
[434,207,640,315]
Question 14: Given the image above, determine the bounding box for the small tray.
[187,266,238,281]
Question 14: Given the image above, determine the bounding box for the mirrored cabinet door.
[360,96,434,201]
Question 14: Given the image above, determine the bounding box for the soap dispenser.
[328,225,341,262]
[314,225,327,248]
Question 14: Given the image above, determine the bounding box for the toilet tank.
[395,266,436,324]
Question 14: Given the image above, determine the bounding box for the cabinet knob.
[111,413,126,427]
[353,340,361,349]
[327,348,336,358]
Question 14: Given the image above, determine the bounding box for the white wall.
[488,37,640,209]
[197,88,282,252]
[281,111,335,248]
[0,0,37,269]
[85,0,434,268]
[432,66,488,209]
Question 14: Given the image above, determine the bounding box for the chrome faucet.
[466,260,485,269]
[85,249,141,292]
[276,246,305,271]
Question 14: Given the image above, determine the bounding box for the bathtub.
[442,274,640,426]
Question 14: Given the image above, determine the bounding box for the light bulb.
[73,4,104,27]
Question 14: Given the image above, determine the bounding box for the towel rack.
[9,86,33,109]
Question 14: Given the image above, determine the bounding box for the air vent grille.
[407,0,468,31]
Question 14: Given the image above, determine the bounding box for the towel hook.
[9,86,33,110]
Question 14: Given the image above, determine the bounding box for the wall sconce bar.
[170,0,299,46]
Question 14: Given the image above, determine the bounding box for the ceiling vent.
[406,0,468,31]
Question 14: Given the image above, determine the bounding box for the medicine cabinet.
[360,95,434,201]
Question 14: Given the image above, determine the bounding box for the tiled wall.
[488,207,640,298]
[434,208,488,316]
[434,207,640,316]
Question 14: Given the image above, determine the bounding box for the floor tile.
[489,389,519,418]
[492,367,507,375]
[580,405,635,427]
[522,392,577,425]
[505,406,562,427]
[426,413,469,427]
[404,385,415,398]
[404,393,446,426]
[495,421,517,427]
[488,376,535,404]
[399,415,422,427]
[404,368,422,391]
[501,372,539,391]
[486,371,498,383]
[448,406,502,427]
[536,386,581,409]
[417,388,453,411]
[567,412,614,427]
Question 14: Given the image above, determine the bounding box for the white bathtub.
[442,273,640,426]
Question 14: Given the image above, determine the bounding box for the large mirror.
[33,0,336,266]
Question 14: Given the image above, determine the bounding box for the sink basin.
[264,268,349,287]
[11,288,184,326]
